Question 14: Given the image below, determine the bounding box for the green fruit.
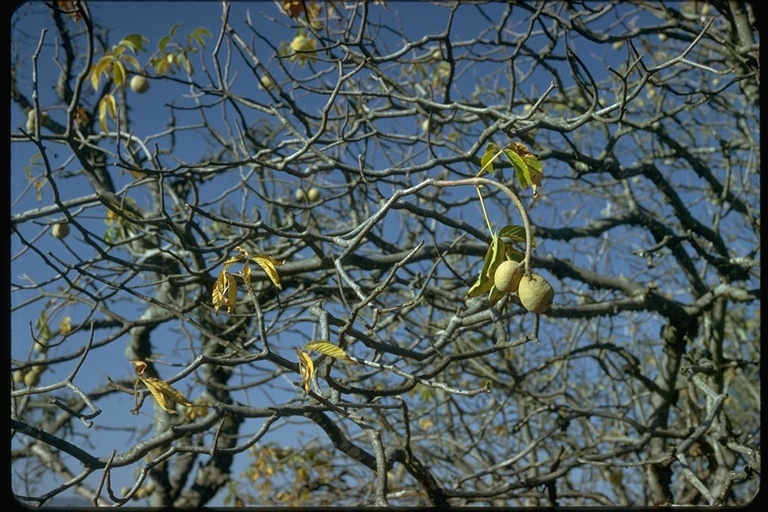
[52,223,70,239]
[130,75,149,93]
[494,260,522,293]
[307,187,321,202]
[518,272,555,314]
[294,188,307,201]
[13,370,26,384]
[24,369,41,387]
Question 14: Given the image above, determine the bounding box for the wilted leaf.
[282,0,307,19]
[305,341,351,362]
[296,349,314,392]
[185,401,209,421]
[130,360,148,375]
[242,261,253,294]
[140,376,194,413]
[510,141,534,158]
[251,254,283,290]
[212,270,238,314]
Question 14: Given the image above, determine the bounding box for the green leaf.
[178,53,192,75]
[485,235,506,278]
[503,148,530,185]
[305,341,351,362]
[158,35,171,53]
[90,56,111,90]
[479,142,500,176]
[120,34,148,54]
[488,285,506,306]
[122,55,141,72]
[466,235,507,298]
[152,56,167,76]
[190,27,212,48]
[112,60,126,87]
[498,225,534,247]
[523,155,543,197]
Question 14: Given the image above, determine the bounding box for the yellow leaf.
[105,94,117,119]
[251,254,283,290]
[212,270,237,314]
[242,261,253,294]
[296,349,314,393]
[113,60,126,87]
[98,94,117,133]
[59,316,72,336]
[304,341,351,362]
[90,57,110,90]
[185,401,209,421]
[140,376,194,413]
[98,97,109,133]
[226,273,237,313]
[130,360,148,375]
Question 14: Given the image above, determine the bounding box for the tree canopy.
[10,1,760,507]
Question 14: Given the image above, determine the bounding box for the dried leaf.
[212,270,237,314]
[305,341,351,362]
[282,0,307,19]
[296,349,314,393]
[130,360,148,375]
[251,254,283,290]
[185,401,209,422]
[140,376,193,413]
[242,261,253,294]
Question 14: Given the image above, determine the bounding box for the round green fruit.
[130,75,150,93]
[307,187,321,202]
[494,260,522,293]
[52,222,70,239]
[24,369,41,387]
[518,272,555,314]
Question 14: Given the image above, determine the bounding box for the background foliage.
[11,1,759,507]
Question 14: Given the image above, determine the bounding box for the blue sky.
[11,1,755,507]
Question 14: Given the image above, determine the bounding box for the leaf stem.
[434,177,532,274]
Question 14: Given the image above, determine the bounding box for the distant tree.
[11,1,759,507]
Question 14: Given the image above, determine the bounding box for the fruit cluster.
[494,260,554,313]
